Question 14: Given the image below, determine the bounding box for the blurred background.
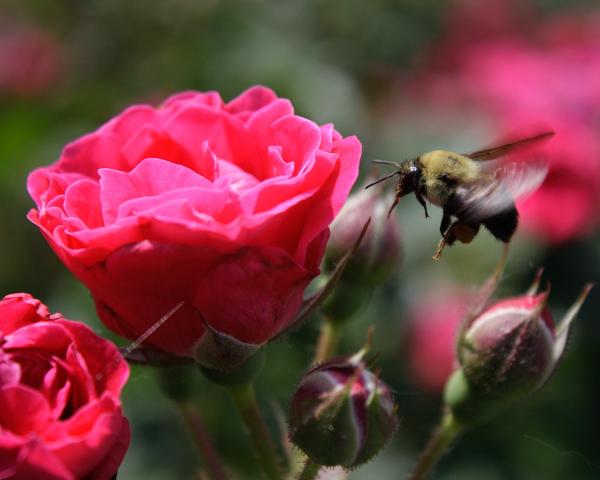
[1,0,599,478]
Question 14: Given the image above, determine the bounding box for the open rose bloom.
[27,86,360,366]
[0,294,130,480]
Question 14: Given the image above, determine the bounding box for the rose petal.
[193,245,313,344]
[46,395,128,480]
[226,85,278,117]
[55,319,129,398]
[0,295,50,335]
[57,132,127,179]
[4,323,70,354]
[10,436,74,480]
[0,385,52,435]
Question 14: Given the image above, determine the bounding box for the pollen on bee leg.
[433,222,457,260]
[432,237,447,261]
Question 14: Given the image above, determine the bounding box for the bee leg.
[440,213,451,239]
[415,188,429,218]
[387,193,400,218]
[433,237,447,261]
[433,221,457,260]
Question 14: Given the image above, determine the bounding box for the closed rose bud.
[289,354,397,468]
[327,180,402,286]
[459,292,554,396]
[446,277,593,423]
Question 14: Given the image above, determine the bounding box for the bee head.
[397,160,420,197]
[365,158,420,193]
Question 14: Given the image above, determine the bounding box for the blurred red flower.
[27,86,361,364]
[0,24,61,97]
[415,4,600,244]
[407,288,471,393]
[0,293,130,480]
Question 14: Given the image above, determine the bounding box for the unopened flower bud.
[459,292,554,396]
[289,352,397,468]
[327,180,402,286]
[446,277,593,423]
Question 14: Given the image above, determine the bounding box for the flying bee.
[366,131,554,260]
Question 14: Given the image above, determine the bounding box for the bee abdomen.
[482,206,518,242]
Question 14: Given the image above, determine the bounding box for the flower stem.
[297,458,321,480]
[229,382,283,480]
[409,411,464,480]
[314,318,342,363]
[179,403,230,480]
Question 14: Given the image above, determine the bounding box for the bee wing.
[464,131,555,161]
[491,158,548,200]
[455,159,548,220]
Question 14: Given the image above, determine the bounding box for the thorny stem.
[314,318,342,364]
[229,382,283,480]
[297,458,321,480]
[409,410,464,480]
[179,403,230,480]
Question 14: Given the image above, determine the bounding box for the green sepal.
[193,321,261,373]
[199,348,266,388]
[353,387,398,466]
[291,391,361,468]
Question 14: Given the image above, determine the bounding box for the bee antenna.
[372,159,402,168]
[364,171,400,189]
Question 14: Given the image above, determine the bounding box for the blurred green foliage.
[1,1,598,479]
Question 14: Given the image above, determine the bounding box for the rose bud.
[289,348,397,468]
[326,179,402,286]
[445,277,593,423]
[0,293,130,479]
[27,86,360,371]
[323,180,402,321]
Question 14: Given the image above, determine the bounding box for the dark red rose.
[0,293,130,480]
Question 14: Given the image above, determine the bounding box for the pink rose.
[0,293,130,480]
[27,86,361,365]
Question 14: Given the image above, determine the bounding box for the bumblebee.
[366,131,553,259]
